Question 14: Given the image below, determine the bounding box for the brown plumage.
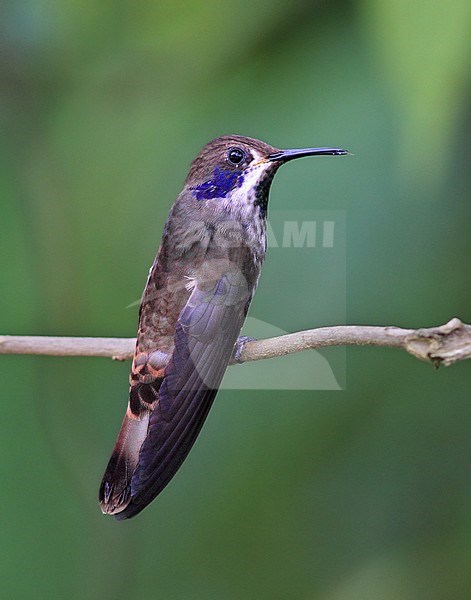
[99,135,347,519]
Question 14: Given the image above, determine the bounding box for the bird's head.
[185,135,348,217]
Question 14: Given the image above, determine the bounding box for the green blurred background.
[1,1,471,598]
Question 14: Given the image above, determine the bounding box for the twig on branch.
[0,318,469,368]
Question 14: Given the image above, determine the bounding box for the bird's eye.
[227,147,246,165]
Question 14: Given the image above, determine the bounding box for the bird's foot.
[229,336,256,365]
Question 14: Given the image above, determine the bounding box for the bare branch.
[1,318,469,368]
[0,335,135,361]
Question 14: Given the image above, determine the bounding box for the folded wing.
[112,264,251,519]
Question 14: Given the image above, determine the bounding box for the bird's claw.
[230,336,256,365]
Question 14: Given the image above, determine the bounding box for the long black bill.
[268,147,349,162]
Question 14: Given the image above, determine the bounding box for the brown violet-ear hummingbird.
[99,135,348,520]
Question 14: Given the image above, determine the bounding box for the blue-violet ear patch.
[192,167,244,200]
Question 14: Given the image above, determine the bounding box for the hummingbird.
[99,135,347,520]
